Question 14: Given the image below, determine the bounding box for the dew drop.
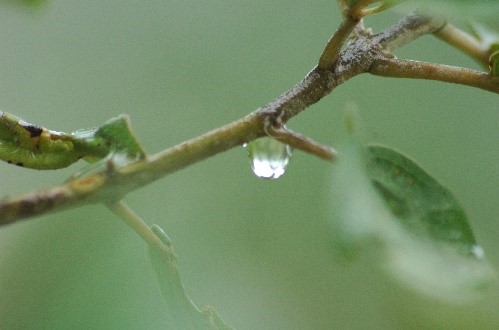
[244,137,292,179]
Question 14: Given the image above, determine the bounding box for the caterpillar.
[0,111,79,169]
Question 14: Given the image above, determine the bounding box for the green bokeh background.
[0,1,497,329]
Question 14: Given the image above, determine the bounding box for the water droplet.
[244,137,292,179]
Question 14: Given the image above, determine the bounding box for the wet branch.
[0,12,496,227]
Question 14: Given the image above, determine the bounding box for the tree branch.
[267,126,338,161]
[373,13,445,51]
[433,23,490,68]
[318,18,360,69]
[370,58,499,93]
[0,12,490,227]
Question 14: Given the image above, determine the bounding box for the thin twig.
[108,201,228,327]
[434,23,489,68]
[318,18,360,69]
[267,126,338,161]
[374,13,445,52]
[318,0,380,69]
[107,201,173,255]
[370,58,499,94]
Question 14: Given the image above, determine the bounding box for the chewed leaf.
[329,139,495,302]
[0,112,145,170]
[71,115,146,162]
[91,115,145,159]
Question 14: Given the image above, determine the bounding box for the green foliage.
[490,50,499,76]
[471,23,499,76]
[72,115,146,163]
[148,225,233,330]
[344,0,499,20]
[366,145,476,252]
[329,136,494,302]
[0,1,496,328]
[393,0,499,20]
[1,0,45,6]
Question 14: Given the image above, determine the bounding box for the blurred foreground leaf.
[470,23,499,76]
[0,0,46,10]
[392,0,499,21]
[148,225,233,330]
[329,137,495,303]
[366,145,476,253]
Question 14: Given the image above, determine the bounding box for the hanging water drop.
[244,136,292,179]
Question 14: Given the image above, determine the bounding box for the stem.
[370,58,499,94]
[107,201,230,328]
[107,201,172,255]
[374,13,445,51]
[360,1,397,17]
[433,23,489,68]
[318,18,359,69]
[318,0,378,70]
[267,126,338,161]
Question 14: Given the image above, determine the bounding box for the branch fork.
[1,10,497,228]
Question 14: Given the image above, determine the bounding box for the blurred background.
[0,1,497,329]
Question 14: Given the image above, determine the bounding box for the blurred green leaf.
[470,23,499,76]
[393,0,499,20]
[366,145,476,254]
[471,22,499,49]
[0,0,46,10]
[490,50,499,76]
[329,137,495,303]
[1,0,45,4]
[148,225,233,330]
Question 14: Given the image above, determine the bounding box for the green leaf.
[148,224,233,330]
[71,115,146,166]
[1,0,46,7]
[329,137,495,302]
[490,50,499,76]
[392,0,499,21]
[470,23,499,76]
[366,145,476,253]
[0,112,145,170]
